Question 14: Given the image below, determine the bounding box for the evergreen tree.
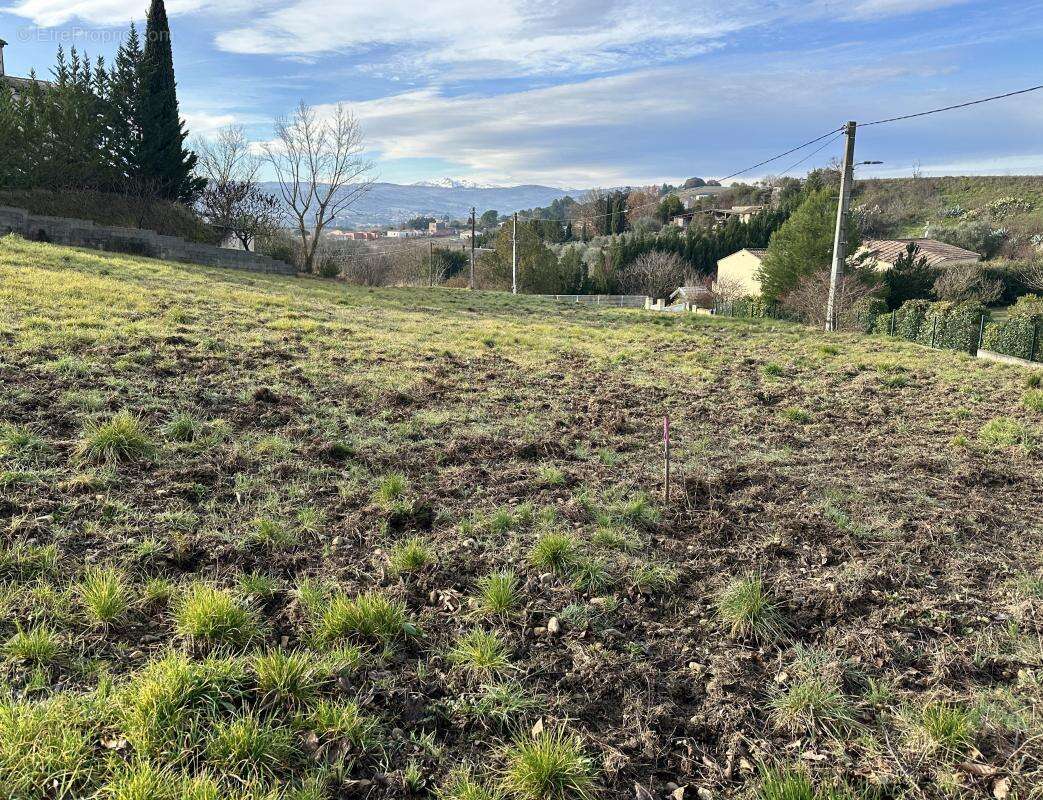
[138,0,203,201]
[107,23,144,189]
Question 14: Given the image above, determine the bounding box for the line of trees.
[0,1,201,203]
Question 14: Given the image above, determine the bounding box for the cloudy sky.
[2,0,1042,187]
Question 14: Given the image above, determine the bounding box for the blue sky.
[2,0,1042,187]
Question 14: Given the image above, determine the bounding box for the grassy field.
[2,235,1043,800]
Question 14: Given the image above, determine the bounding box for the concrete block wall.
[0,206,296,276]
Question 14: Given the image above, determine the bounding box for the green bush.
[925,300,988,354]
[982,294,1043,361]
[881,299,988,354]
[851,297,888,333]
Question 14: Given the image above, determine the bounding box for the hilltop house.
[856,238,982,270]
[713,238,982,299]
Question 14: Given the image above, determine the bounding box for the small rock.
[533,626,548,637]
[697,788,713,800]
[547,617,561,635]
[332,536,343,548]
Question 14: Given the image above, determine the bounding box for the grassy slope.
[854,175,1043,241]
[2,235,1043,799]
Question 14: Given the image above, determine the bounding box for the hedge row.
[875,299,989,354]
[982,294,1043,362]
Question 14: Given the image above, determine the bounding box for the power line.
[717,127,845,182]
[777,132,844,175]
[862,83,1043,127]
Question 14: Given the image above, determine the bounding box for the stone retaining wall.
[0,206,296,276]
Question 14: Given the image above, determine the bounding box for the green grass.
[388,536,435,575]
[315,591,415,644]
[978,416,1028,447]
[716,575,787,641]
[475,570,521,616]
[76,566,131,628]
[448,628,512,677]
[2,236,1042,796]
[500,728,596,800]
[76,410,154,464]
[172,584,261,647]
[528,532,578,574]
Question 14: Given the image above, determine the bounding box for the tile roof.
[861,238,981,268]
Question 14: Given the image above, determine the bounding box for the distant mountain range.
[259,179,585,228]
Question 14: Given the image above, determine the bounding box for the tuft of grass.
[630,562,678,594]
[248,517,297,550]
[375,472,408,506]
[978,416,1027,447]
[76,410,153,464]
[302,699,379,750]
[1023,389,1043,412]
[172,584,261,647]
[762,362,786,377]
[537,465,566,487]
[388,536,435,575]
[448,628,512,678]
[771,675,855,736]
[459,681,538,725]
[438,768,503,800]
[237,571,280,599]
[205,713,298,783]
[0,696,94,798]
[0,423,45,460]
[716,575,787,641]
[100,760,179,800]
[0,541,58,579]
[500,728,596,800]
[528,532,578,574]
[76,566,131,628]
[253,649,324,708]
[907,700,976,757]
[316,591,416,644]
[475,570,521,616]
[164,412,203,443]
[4,624,62,665]
[759,765,815,800]
[781,407,812,424]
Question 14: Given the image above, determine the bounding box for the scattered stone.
[547,616,561,635]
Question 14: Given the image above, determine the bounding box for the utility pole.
[825,120,857,332]
[469,207,476,290]
[428,241,434,287]
[512,212,518,295]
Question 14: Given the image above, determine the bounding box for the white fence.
[537,294,649,308]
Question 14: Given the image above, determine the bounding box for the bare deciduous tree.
[781,269,879,329]
[194,125,280,251]
[620,251,690,300]
[195,125,259,185]
[711,276,750,306]
[263,102,375,274]
[933,263,1004,305]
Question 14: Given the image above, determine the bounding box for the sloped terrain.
[1,235,1042,800]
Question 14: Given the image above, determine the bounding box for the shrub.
[500,728,596,800]
[924,300,988,354]
[77,411,153,464]
[892,299,930,342]
[982,294,1043,361]
[850,296,888,333]
[172,584,261,647]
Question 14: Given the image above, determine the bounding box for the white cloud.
[183,110,238,136]
[2,0,209,27]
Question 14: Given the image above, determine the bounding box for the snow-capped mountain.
[411,177,502,190]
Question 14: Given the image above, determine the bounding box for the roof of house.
[860,238,981,268]
[1,75,45,94]
[745,248,767,259]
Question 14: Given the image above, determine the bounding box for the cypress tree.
[138,0,203,202]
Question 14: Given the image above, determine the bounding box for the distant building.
[386,229,423,238]
[0,40,49,101]
[856,239,982,270]
[428,221,447,234]
[714,248,768,297]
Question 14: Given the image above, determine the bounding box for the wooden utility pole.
[469,207,476,290]
[512,212,518,295]
[826,121,857,332]
[428,241,434,287]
